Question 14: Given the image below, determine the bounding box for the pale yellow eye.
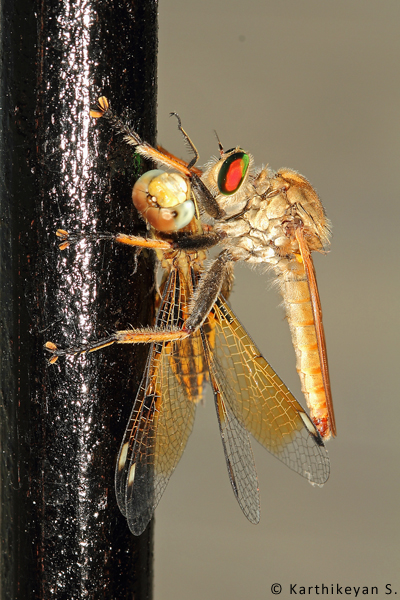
[132,169,195,232]
[148,172,189,208]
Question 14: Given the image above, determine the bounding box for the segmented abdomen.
[278,257,331,439]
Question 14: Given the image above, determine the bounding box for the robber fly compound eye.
[217,149,250,195]
[132,170,195,232]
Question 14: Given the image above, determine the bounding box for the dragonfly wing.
[115,340,197,535]
[207,297,330,485]
[203,325,260,523]
[114,350,157,528]
[115,267,204,536]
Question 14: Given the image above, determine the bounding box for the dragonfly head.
[132,169,195,233]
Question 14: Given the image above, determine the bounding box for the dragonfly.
[45,97,331,536]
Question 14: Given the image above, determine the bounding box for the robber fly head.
[202,147,254,207]
[132,169,195,233]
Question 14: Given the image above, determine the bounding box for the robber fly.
[102,99,336,440]
[45,97,330,536]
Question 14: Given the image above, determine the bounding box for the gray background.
[154,1,399,597]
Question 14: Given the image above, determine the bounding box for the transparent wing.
[202,323,260,523]
[115,268,205,536]
[206,296,330,486]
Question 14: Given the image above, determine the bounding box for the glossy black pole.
[0,0,157,597]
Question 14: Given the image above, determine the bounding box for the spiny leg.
[91,97,226,220]
[55,229,173,251]
[47,233,232,363]
[184,250,234,333]
[56,227,226,254]
[45,328,188,364]
[169,112,199,170]
[90,97,193,177]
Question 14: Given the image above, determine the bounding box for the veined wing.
[202,326,260,523]
[115,267,204,535]
[206,296,330,486]
[115,341,197,535]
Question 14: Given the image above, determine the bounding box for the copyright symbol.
[271,583,282,594]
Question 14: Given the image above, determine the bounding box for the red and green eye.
[217,150,250,195]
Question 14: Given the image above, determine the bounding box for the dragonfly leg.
[160,112,225,218]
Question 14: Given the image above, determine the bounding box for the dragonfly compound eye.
[217,150,250,195]
[132,169,195,232]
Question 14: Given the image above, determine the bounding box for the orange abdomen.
[280,258,332,439]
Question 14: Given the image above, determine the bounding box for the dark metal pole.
[1,0,158,598]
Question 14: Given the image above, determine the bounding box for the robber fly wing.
[207,296,330,486]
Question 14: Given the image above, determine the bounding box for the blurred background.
[154,1,399,597]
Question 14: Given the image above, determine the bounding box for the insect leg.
[191,174,226,220]
[169,112,199,169]
[91,97,226,220]
[91,97,194,177]
[44,328,188,364]
[47,230,188,363]
[184,250,234,333]
[169,230,226,251]
[55,229,173,251]
[168,112,226,218]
